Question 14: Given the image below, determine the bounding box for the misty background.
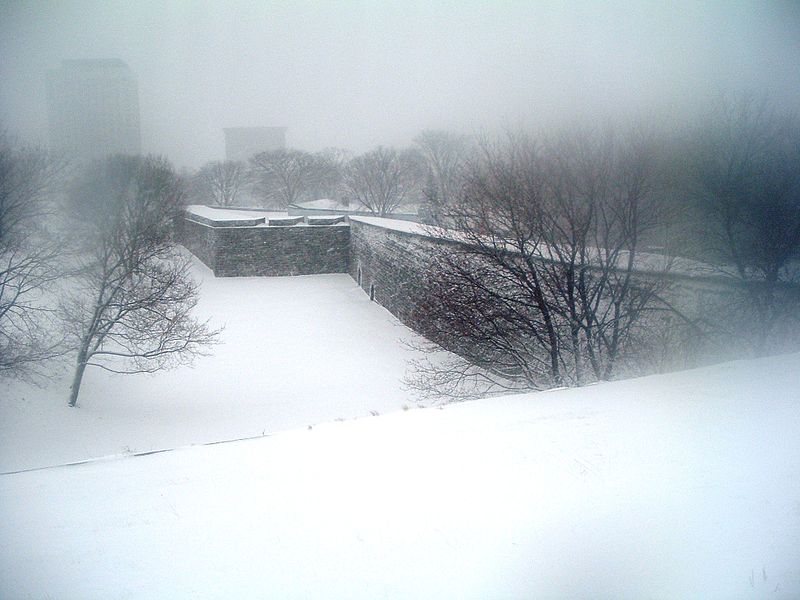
[1,0,799,170]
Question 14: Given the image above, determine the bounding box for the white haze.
[1,0,798,169]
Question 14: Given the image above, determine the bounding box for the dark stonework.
[179,218,218,269]
[178,218,350,277]
[307,215,346,225]
[344,218,756,353]
[348,219,439,329]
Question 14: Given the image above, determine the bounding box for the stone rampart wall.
[178,217,350,277]
[179,218,218,269]
[181,211,796,348]
[345,218,765,360]
[348,219,450,329]
[180,210,799,368]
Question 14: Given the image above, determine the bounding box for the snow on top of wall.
[294,199,420,215]
[350,216,721,280]
[294,198,354,211]
[185,206,347,228]
[185,205,284,221]
[350,215,428,235]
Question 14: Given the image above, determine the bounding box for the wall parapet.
[288,203,421,223]
[178,216,350,277]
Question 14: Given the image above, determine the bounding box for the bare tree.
[410,134,565,394]
[687,96,800,353]
[539,127,677,382]
[62,155,219,407]
[304,148,349,203]
[344,146,424,216]
[414,129,471,217]
[192,160,250,207]
[408,128,674,399]
[0,132,67,380]
[249,149,317,208]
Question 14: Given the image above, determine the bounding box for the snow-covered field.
[1,258,799,599]
[0,257,425,473]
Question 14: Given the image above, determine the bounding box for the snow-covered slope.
[0,259,429,472]
[2,353,799,599]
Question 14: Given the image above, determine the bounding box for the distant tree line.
[0,94,798,404]
[185,130,473,217]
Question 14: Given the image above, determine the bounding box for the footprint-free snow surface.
[2,258,799,598]
[1,258,427,472]
[2,351,800,598]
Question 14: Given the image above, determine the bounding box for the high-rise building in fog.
[46,59,141,161]
[224,127,286,162]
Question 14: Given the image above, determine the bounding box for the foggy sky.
[1,0,798,169]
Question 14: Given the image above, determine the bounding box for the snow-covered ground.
[2,255,799,598]
[2,352,799,598]
[0,257,426,473]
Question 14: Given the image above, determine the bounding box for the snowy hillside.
[0,259,430,473]
[2,352,799,599]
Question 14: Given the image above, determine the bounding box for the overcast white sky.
[1,0,798,169]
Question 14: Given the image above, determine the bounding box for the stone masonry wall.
[347,217,743,322]
[348,219,444,329]
[179,218,217,269]
[345,217,775,366]
[179,217,350,277]
[181,212,798,365]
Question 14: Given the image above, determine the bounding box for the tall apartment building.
[46,59,141,161]
[224,127,286,162]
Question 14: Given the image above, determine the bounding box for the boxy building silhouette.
[46,59,141,162]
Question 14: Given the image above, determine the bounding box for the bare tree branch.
[411,127,677,399]
[686,95,800,354]
[344,146,424,216]
[249,149,318,208]
[61,155,221,407]
[0,131,69,381]
[191,160,251,207]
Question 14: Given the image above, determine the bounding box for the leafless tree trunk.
[304,148,349,202]
[411,134,566,393]
[414,130,471,219]
[541,126,672,381]
[62,155,219,407]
